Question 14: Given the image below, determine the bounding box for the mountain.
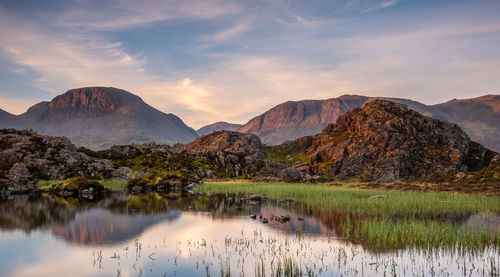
[275,100,497,182]
[237,95,369,146]
[0,87,198,149]
[196,121,242,136]
[0,108,17,127]
[237,94,500,152]
[434,95,500,153]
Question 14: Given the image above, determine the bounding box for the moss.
[50,177,101,191]
[213,171,232,179]
[192,158,210,169]
[317,161,333,170]
[264,148,310,166]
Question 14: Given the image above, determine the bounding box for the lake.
[0,192,498,276]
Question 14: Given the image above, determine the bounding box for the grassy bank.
[37,179,127,191]
[197,181,500,250]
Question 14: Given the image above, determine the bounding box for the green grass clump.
[38,179,128,191]
[351,217,500,251]
[99,180,128,191]
[264,148,309,166]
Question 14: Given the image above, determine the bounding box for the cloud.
[53,0,242,30]
[0,0,499,128]
[206,20,252,42]
[345,0,400,12]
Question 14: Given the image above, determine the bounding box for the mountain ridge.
[235,94,500,151]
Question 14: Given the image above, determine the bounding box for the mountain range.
[0,87,198,149]
[0,86,498,152]
[231,94,500,152]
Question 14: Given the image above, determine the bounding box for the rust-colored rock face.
[181,131,262,155]
[48,87,129,113]
[238,95,369,145]
[281,100,496,182]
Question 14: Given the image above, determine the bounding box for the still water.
[0,193,498,277]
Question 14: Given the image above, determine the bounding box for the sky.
[0,0,499,128]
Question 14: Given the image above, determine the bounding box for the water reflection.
[0,193,498,277]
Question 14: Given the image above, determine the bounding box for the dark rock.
[0,129,129,185]
[273,215,291,223]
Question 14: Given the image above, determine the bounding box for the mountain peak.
[10,86,198,149]
[48,87,143,114]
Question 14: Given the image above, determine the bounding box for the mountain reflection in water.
[0,193,497,277]
[0,193,334,246]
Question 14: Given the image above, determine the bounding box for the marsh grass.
[37,179,127,191]
[197,181,500,251]
[351,217,500,251]
[198,181,500,218]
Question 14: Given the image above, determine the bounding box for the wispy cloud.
[203,20,252,43]
[53,0,242,30]
[0,0,499,127]
[345,0,400,12]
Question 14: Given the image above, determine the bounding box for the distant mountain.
[237,95,369,146]
[0,87,198,149]
[197,121,242,136]
[0,108,17,127]
[237,94,500,152]
[434,95,500,153]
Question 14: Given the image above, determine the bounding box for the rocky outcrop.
[0,87,198,149]
[180,131,304,181]
[197,121,243,136]
[0,128,129,190]
[280,100,497,182]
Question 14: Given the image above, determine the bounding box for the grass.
[37,179,127,191]
[354,217,500,251]
[196,181,500,251]
[197,181,500,218]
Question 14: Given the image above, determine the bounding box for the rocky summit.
[278,100,498,182]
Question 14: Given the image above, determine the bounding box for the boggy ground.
[196,181,500,251]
